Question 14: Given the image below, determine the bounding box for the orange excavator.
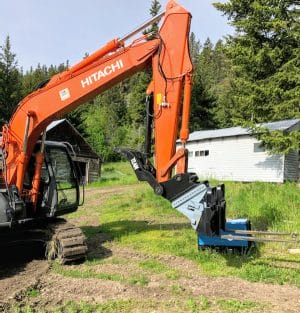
[0,1,227,262]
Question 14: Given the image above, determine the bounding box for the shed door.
[75,161,88,184]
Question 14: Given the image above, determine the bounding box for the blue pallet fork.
[198,219,252,253]
[195,184,299,252]
[198,219,299,253]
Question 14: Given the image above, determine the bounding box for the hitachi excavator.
[0,1,297,263]
[0,0,223,263]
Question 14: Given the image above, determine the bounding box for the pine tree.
[214,0,300,152]
[143,0,162,37]
[210,40,235,128]
[190,37,231,130]
[21,63,50,96]
[189,36,216,130]
[0,36,22,126]
[125,0,162,144]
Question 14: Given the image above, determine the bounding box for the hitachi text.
[81,60,124,88]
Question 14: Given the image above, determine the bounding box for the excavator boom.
[0,1,226,240]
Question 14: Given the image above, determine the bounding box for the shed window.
[195,150,209,157]
[253,142,265,153]
[188,151,193,157]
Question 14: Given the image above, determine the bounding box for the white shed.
[179,119,300,183]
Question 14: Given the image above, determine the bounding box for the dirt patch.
[0,260,49,305]
[0,185,135,308]
[1,185,299,312]
[24,244,298,313]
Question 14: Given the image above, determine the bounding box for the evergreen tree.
[126,73,149,125]
[0,36,22,125]
[190,37,231,130]
[21,63,51,96]
[83,84,130,161]
[125,0,163,147]
[210,40,235,128]
[190,37,216,130]
[189,32,201,65]
[214,0,300,152]
[143,0,162,37]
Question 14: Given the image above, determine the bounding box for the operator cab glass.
[44,142,79,215]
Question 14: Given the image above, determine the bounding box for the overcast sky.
[0,0,233,71]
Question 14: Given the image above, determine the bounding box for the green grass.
[78,162,300,286]
[89,161,138,187]
[25,287,40,298]
[13,300,137,313]
[11,297,263,313]
[223,181,300,232]
[138,259,180,279]
[216,299,263,313]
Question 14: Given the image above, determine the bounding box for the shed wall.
[183,136,285,182]
[88,159,100,183]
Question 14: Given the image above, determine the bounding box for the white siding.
[181,136,285,182]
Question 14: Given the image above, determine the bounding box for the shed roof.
[46,119,100,159]
[187,118,300,142]
[46,119,65,131]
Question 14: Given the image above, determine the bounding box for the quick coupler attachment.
[115,147,226,237]
[114,147,163,195]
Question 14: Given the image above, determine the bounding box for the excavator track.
[46,218,87,264]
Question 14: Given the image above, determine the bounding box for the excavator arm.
[0,0,226,236]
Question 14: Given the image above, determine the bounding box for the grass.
[223,180,300,232]
[11,297,263,313]
[89,161,138,187]
[12,300,136,313]
[216,299,264,313]
[97,186,300,285]
[77,161,300,286]
[25,287,40,298]
[37,161,300,313]
[138,259,180,279]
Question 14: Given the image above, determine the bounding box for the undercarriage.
[0,218,87,264]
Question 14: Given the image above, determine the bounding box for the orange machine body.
[0,0,193,207]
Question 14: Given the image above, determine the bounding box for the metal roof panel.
[187,119,300,142]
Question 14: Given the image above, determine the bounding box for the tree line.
[0,0,299,160]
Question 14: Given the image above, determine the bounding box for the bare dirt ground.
[0,185,299,312]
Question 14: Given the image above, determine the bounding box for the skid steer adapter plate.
[116,147,226,236]
[161,176,226,236]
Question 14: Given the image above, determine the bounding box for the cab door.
[43,143,79,216]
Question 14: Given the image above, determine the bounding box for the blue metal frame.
[198,219,251,249]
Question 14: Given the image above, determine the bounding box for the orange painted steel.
[29,151,44,209]
[180,74,192,143]
[1,0,193,206]
[151,0,193,182]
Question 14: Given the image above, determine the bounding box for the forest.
[0,0,299,161]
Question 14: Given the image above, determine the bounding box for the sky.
[0,0,233,71]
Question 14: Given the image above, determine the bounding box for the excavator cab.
[38,142,80,217]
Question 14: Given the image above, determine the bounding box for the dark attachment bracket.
[115,147,226,236]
